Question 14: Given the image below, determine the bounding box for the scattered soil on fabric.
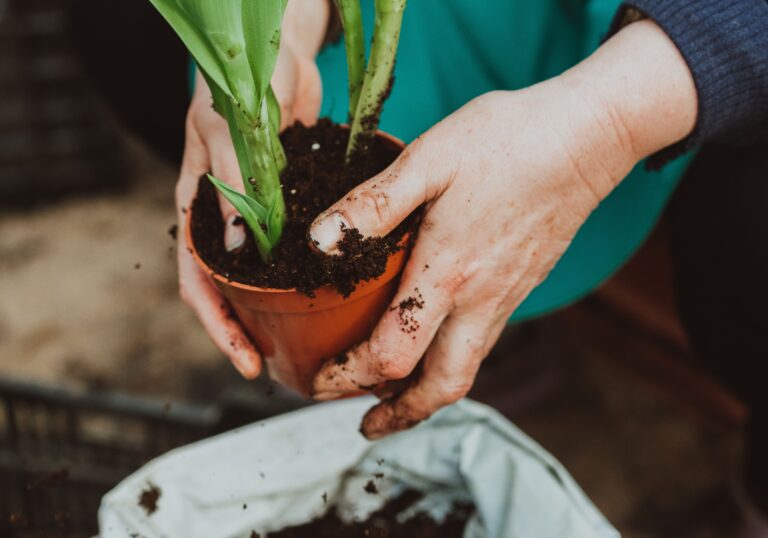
[190,120,418,297]
[263,490,474,538]
[138,483,161,515]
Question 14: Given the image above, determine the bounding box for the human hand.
[310,20,697,438]
[176,0,328,378]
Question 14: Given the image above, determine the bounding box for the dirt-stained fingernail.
[231,355,259,380]
[361,400,423,440]
[225,214,246,252]
[308,211,348,255]
[312,391,344,401]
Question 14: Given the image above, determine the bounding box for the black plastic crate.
[0,0,126,207]
[0,377,305,537]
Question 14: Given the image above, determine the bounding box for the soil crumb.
[364,480,379,494]
[190,120,418,297]
[138,483,161,516]
[167,224,178,240]
[390,288,425,334]
[267,489,473,538]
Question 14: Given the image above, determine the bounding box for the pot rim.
[186,128,406,296]
[186,221,410,296]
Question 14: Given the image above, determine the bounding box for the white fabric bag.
[99,398,619,538]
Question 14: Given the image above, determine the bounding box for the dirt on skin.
[390,288,425,334]
[262,490,474,538]
[190,120,419,297]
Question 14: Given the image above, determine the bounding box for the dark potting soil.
[190,119,416,297]
[263,490,474,538]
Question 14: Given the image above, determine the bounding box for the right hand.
[175,0,328,378]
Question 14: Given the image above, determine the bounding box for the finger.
[203,119,247,252]
[291,57,322,127]
[179,86,260,378]
[271,44,299,130]
[308,142,432,255]
[178,232,261,379]
[189,74,247,251]
[312,234,455,397]
[360,312,505,440]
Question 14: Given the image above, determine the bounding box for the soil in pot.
[190,119,417,297]
[259,489,475,537]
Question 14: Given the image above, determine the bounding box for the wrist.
[558,20,698,194]
[564,20,697,168]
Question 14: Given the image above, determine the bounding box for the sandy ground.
[0,143,222,399]
[0,140,743,537]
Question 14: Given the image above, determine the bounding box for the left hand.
[309,20,697,439]
[175,0,327,378]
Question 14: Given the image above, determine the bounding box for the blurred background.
[0,1,748,537]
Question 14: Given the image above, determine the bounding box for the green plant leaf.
[266,193,284,245]
[149,0,231,104]
[266,86,287,172]
[334,0,365,119]
[207,174,274,260]
[207,174,268,222]
[347,0,406,157]
[267,85,282,135]
[153,0,289,262]
[200,70,254,198]
[151,0,264,118]
[241,0,288,109]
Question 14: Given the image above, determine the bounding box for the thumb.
[206,122,247,252]
[309,147,429,255]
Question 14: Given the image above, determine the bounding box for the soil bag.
[99,398,619,538]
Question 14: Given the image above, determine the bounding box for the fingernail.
[232,357,259,380]
[309,212,348,255]
[225,215,246,252]
[313,391,344,401]
[361,427,390,441]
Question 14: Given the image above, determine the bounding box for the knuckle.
[438,264,476,297]
[434,381,471,406]
[352,340,415,381]
[357,188,394,227]
[369,348,415,380]
[378,357,414,380]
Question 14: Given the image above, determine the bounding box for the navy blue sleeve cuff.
[607,0,768,169]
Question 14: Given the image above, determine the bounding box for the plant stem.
[334,0,365,120]
[267,85,287,172]
[233,99,287,250]
[346,0,405,158]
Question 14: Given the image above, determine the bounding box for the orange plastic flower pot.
[187,132,408,396]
